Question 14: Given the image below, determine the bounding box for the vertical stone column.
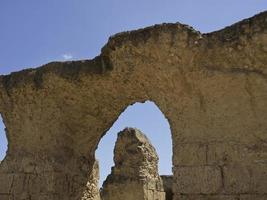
[101,128,165,200]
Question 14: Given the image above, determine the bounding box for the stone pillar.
[101,128,165,200]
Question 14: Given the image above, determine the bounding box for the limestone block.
[173,166,222,194]
[174,194,239,200]
[102,181,145,200]
[240,195,267,200]
[223,164,267,194]
[12,192,31,200]
[207,143,243,165]
[0,173,13,193]
[0,194,10,200]
[208,142,267,166]
[223,165,251,193]
[250,164,267,193]
[173,143,207,166]
[13,193,60,200]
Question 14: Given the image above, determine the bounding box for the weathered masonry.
[101,128,165,200]
[0,11,267,200]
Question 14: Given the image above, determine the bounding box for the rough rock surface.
[101,128,165,200]
[82,160,100,200]
[161,176,173,200]
[0,11,267,200]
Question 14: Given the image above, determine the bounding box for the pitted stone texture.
[101,128,165,200]
[112,128,159,179]
[174,194,240,200]
[240,195,267,200]
[223,164,267,194]
[82,160,100,200]
[173,166,222,194]
[0,11,267,200]
[161,175,174,200]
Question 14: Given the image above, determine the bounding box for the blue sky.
[0,0,266,185]
[96,101,172,185]
[0,1,266,74]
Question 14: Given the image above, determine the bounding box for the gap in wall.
[0,113,8,162]
[96,100,173,187]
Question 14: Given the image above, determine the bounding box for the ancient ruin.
[101,128,165,200]
[82,161,100,200]
[161,176,173,200]
[0,11,267,200]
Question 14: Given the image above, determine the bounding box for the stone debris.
[82,160,101,200]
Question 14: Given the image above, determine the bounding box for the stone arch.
[81,98,175,200]
[95,100,173,186]
[0,11,266,200]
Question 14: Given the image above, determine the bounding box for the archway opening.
[0,113,8,162]
[95,100,173,199]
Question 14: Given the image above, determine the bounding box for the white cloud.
[62,53,73,60]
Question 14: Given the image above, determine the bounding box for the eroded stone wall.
[161,176,173,200]
[101,128,165,200]
[0,11,267,200]
[82,160,100,200]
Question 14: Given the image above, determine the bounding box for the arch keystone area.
[0,11,267,200]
